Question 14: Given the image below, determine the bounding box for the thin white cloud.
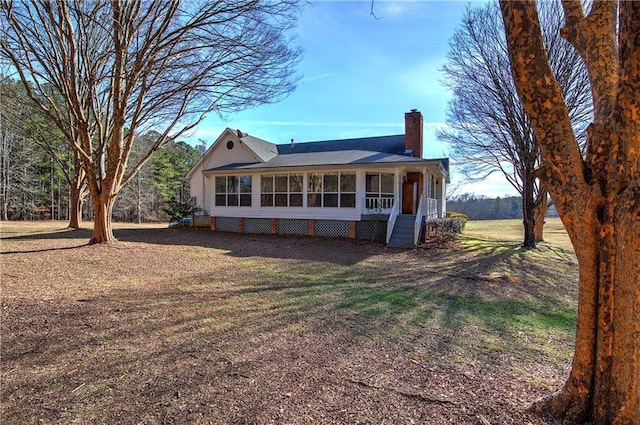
[301,72,337,83]
[424,121,448,129]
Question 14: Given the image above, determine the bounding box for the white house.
[186,110,449,247]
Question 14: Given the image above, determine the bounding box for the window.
[365,173,394,210]
[366,172,394,198]
[308,172,356,208]
[323,173,338,207]
[261,174,303,207]
[307,173,322,208]
[289,174,303,206]
[214,175,252,207]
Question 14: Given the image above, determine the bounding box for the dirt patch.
[1,222,577,424]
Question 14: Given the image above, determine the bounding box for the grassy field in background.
[1,219,578,424]
[464,217,573,251]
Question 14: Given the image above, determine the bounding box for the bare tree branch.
[439,0,592,245]
[1,0,303,243]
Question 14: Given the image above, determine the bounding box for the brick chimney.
[404,109,423,158]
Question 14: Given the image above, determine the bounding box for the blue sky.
[185,0,517,198]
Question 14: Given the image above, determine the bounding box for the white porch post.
[302,173,308,208]
[439,175,446,218]
[394,167,401,211]
[422,166,427,217]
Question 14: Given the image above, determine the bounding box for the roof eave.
[202,159,438,175]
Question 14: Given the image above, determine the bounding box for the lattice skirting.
[244,218,272,234]
[211,217,385,242]
[277,219,309,235]
[215,216,239,232]
[315,219,350,237]
[356,220,387,242]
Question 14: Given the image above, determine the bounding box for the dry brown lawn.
[1,219,578,424]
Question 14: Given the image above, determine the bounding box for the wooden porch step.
[388,214,418,248]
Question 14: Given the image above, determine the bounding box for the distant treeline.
[447,194,558,220]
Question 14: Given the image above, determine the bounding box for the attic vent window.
[226,140,234,149]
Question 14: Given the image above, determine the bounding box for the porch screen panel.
[307,173,322,207]
[239,176,251,206]
[340,173,356,208]
[323,173,338,208]
[261,175,274,207]
[215,176,226,206]
[289,174,303,207]
[366,173,394,198]
[308,172,356,208]
[380,173,394,196]
[365,173,379,195]
[275,175,288,207]
[262,174,303,207]
[226,177,239,207]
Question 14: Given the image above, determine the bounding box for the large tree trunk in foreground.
[500,1,640,423]
[530,168,640,424]
[89,191,116,244]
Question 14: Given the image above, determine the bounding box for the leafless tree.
[1,0,302,243]
[439,0,592,247]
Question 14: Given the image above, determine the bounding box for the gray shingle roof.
[208,150,428,171]
[202,133,447,174]
[275,135,406,155]
[239,134,278,162]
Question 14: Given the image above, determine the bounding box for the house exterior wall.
[205,137,258,169]
[189,164,207,211]
[189,130,260,211]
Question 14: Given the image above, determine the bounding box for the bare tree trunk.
[50,156,54,220]
[68,185,83,229]
[89,191,115,244]
[533,189,549,242]
[136,173,142,224]
[522,172,537,248]
[67,153,86,229]
[0,132,10,221]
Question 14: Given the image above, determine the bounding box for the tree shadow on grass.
[1,226,384,265]
[1,227,93,254]
[1,235,577,424]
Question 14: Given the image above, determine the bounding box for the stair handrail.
[386,198,400,244]
[414,194,424,247]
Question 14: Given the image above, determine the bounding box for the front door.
[402,181,416,214]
